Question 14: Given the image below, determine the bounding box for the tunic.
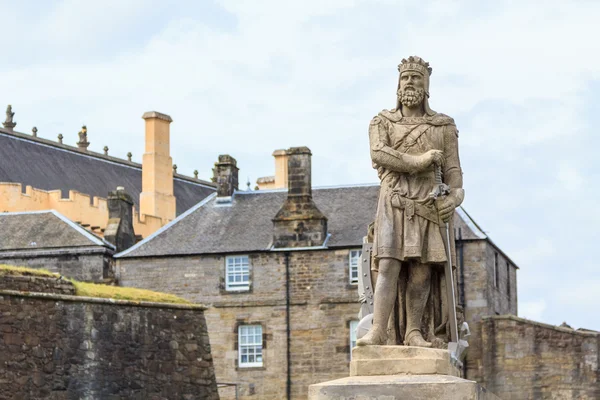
[369,109,462,266]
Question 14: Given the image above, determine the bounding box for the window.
[350,320,359,355]
[349,250,361,284]
[238,325,263,367]
[226,255,250,291]
[493,252,499,288]
[506,261,511,300]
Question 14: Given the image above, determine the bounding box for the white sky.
[3,0,599,330]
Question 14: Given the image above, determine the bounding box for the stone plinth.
[308,375,501,400]
[308,346,500,399]
[350,345,461,377]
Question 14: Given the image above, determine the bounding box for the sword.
[429,164,459,346]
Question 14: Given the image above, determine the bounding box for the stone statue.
[3,105,16,131]
[357,56,464,348]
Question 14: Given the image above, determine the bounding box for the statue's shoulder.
[377,108,402,123]
[428,113,456,126]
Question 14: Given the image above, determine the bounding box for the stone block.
[350,346,460,377]
[308,375,501,400]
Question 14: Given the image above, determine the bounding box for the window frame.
[349,250,361,284]
[493,252,499,288]
[506,261,511,300]
[349,320,359,357]
[225,255,250,292]
[238,324,263,368]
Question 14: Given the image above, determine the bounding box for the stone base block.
[308,375,500,400]
[350,346,460,377]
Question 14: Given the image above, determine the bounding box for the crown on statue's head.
[398,56,432,76]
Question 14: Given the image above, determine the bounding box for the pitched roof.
[117,184,380,258]
[0,210,114,252]
[0,129,216,215]
[454,207,487,240]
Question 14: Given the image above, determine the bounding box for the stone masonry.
[0,275,219,399]
[459,238,518,381]
[118,249,361,399]
[273,147,328,248]
[480,315,599,400]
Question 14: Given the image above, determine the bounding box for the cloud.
[2,0,600,330]
[520,299,547,322]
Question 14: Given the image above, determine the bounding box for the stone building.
[0,107,215,239]
[112,147,565,399]
[0,209,116,282]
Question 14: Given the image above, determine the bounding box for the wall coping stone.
[213,299,308,308]
[0,289,208,310]
[482,314,599,337]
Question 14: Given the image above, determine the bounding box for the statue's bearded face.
[398,71,426,108]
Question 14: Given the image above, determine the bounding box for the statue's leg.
[405,262,433,348]
[357,257,400,346]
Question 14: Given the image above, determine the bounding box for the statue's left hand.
[437,197,456,223]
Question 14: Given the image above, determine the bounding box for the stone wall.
[0,249,113,282]
[0,277,219,399]
[460,239,518,381]
[117,249,361,399]
[0,274,75,295]
[480,315,599,400]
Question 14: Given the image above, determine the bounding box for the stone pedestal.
[350,346,460,377]
[308,375,500,400]
[308,346,500,400]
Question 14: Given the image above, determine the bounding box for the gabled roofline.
[456,206,487,239]
[455,206,520,269]
[0,210,115,250]
[0,129,216,189]
[115,192,218,258]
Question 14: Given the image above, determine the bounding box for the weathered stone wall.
[480,315,599,400]
[0,279,219,399]
[118,249,361,399]
[461,240,518,381]
[0,250,113,282]
[0,274,75,295]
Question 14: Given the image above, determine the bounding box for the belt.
[390,191,440,225]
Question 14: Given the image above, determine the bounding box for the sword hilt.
[429,164,450,200]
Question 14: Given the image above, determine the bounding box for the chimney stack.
[272,147,327,248]
[212,155,239,199]
[273,149,288,188]
[104,187,136,253]
[139,111,176,222]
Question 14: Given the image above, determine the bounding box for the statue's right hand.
[420,150,444,169]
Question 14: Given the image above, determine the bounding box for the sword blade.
[441,221,459,343]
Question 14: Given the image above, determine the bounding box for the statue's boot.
[404,329,432,348]
[356,325,386,346]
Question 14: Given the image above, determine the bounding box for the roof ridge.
[48,210,115,250]
[235,183,380,195]
[0,209,115,250]
[0,130,216,189]
[115,192,218,258]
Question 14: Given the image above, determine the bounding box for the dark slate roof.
[117,184,381,258]
[0,210,114,251]
[453,207,487,240]
[0,129,216,215]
